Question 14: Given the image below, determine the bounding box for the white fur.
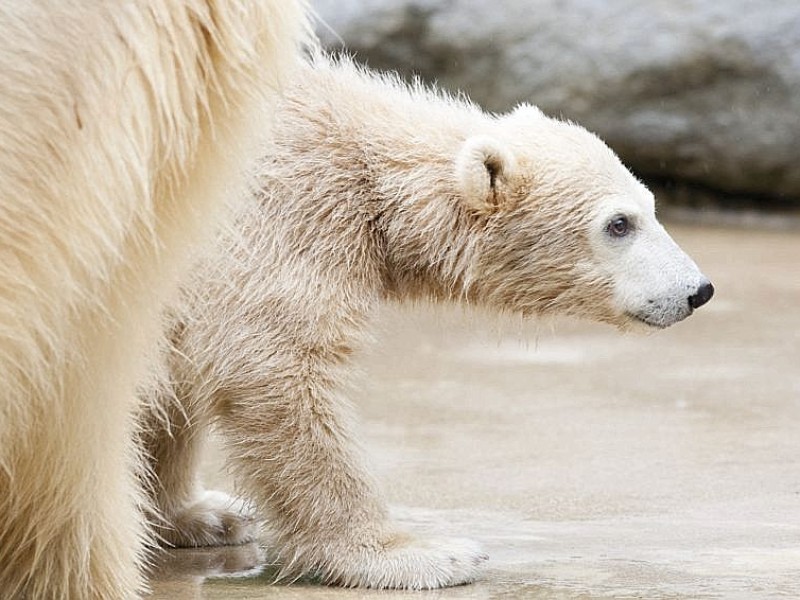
[491,104,711,327]
[588,194,710,328]
[0,2,309,598]
[145,56,711,591]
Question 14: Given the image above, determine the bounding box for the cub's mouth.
[625,308,693,330]
[625,311,674,330]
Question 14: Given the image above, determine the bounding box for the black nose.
[688,281,714,310]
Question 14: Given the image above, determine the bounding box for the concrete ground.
[149,223,800,599]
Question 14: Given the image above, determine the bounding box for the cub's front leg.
[216,351,487,589]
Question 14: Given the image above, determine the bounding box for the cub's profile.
[146,56,713,590]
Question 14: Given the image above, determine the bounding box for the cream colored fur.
[146,56,711,590]
[0,2,308,598]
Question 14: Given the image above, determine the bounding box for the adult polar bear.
[0,1,308,598]
[147,57,715,590]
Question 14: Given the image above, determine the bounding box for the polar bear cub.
[145,56,713,590]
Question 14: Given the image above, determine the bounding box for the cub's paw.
[157,490,259,548]
[287,533,487,589]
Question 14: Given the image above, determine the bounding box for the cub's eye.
[607,215,630,238]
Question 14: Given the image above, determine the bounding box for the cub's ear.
[455,136,517,214]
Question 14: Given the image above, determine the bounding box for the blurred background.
[313,0,800,222]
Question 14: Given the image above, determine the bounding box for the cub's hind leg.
[142,368,258,549]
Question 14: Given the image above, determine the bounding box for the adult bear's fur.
[0,2,308,598]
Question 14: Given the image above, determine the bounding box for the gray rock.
[312,0,800,204]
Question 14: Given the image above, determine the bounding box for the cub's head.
[455,104,713,329]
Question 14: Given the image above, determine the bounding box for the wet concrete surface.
[149,224,800,599]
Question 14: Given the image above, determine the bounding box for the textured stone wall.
[313,0,800,207]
